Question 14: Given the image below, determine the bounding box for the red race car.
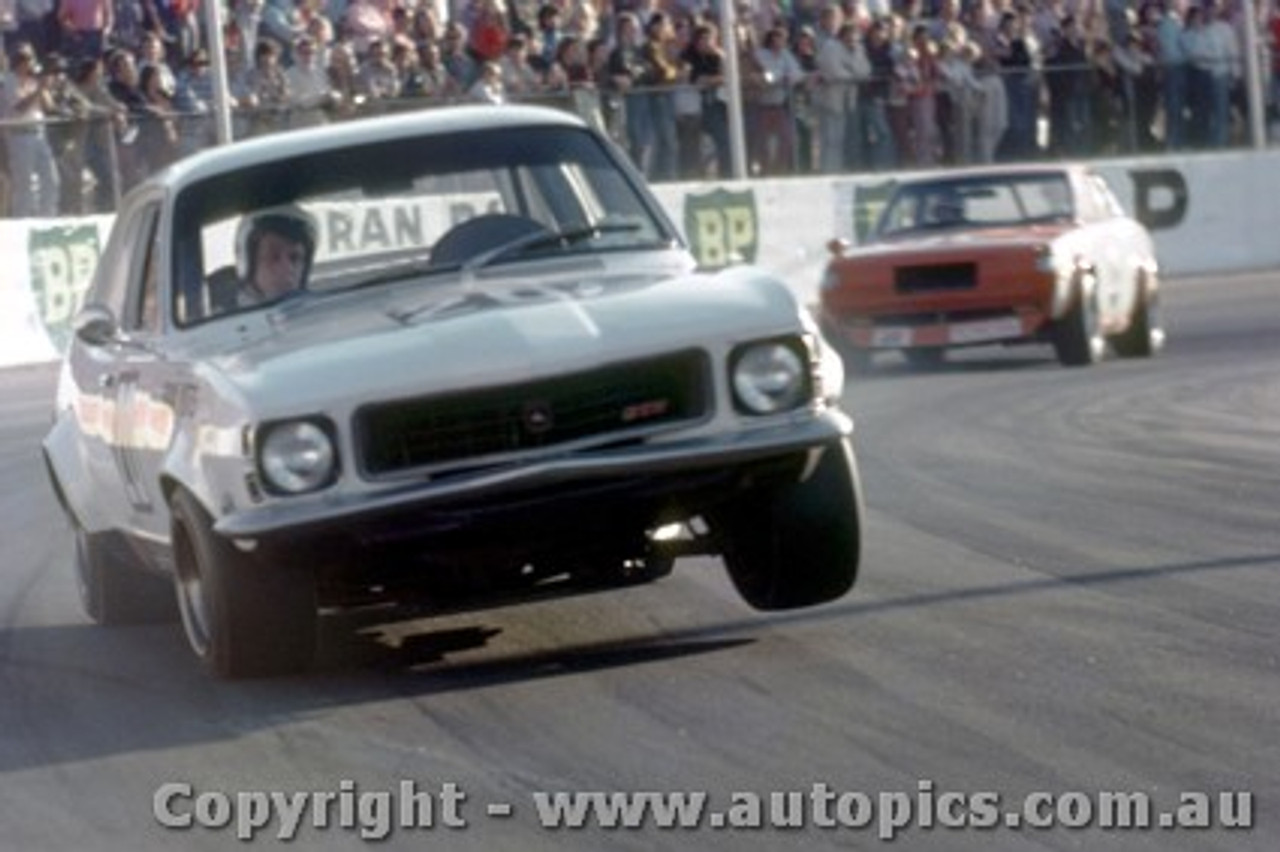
[818,165,1164,369]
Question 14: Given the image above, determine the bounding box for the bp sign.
[30,225,101,353]
[683,188,758,270]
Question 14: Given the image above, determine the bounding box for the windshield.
[172,125,675,326]
[877,173,1075,236]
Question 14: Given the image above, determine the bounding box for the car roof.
[145,104,588,192]
[891,163,1086,187]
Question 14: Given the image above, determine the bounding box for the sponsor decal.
[683,188,757,269]
[29,224,101,352]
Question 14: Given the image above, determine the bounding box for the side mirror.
[826,238,850,259]
[72,303,120,347]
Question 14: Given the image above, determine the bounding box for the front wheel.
[1111,282,1164,358]
[1053,277,1105,367]
[717,439,863,611]
[170,490,317,678]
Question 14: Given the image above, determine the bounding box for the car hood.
[190,261,802,415]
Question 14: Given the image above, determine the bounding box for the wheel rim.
[175,532,214,658]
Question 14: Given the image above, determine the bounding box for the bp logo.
[30,225,101,353]
[683,188,757,270]
[852,180,897,243]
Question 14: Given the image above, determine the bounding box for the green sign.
[30,225,101,352]
[683,188,758,269]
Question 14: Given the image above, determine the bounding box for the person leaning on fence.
[284,34,334,126]
[816,20,871,173]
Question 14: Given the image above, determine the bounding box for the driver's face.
[253,232,308,298]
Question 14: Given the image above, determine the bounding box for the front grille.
[357,350,710,476]
[895,263,977,294]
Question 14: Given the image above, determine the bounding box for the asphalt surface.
[0,272,1276,851]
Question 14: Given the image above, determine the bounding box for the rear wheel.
[718,439,862,610]
[171,490,317,678]
[1053,276,1105,367]
[75,528,176,625]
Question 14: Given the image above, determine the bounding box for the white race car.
[44,105,863,678]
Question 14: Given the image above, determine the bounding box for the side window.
[94,199,162,324]
[124,213,164,333]
[1090,175,1125,218]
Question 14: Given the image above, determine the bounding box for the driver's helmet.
[235,204,319,282]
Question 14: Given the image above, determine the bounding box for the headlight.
[731,339,811,415]
[258,419,337,494]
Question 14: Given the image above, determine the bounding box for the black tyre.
[1111,281,1163,358]
[170,490,317,678]
[75,528,177,625]
[1053,276,1105,367]
[718,439,862,611]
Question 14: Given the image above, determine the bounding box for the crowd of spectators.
[0,0,1275,217]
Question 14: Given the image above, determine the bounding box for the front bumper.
[822,307,1049,350]
[215,408,854,540]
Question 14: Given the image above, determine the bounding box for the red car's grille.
[356,351,710,475]
[895,263,977,294]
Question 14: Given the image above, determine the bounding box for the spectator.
[1202,0,1239,146]
[791,26,821,173]
[342,0,392,54]
[607,13,652,176]
[532,3,563,73]
[641,12,680,180]
[754,24,804,174]
[55,0,112,62]
[993,8,1041,160]
[284,34,335,125]
[682,22,732,177]
[172,47,216,154]
[242,37,289,134]
[468,0,511,65]
[326,40,363,116]
[2,42,61,216]
[862,17,897,168]
[355,36,400,105]
[1045,14,1092,154]
[9,0,56,60]
[440,22,479,91]
[468,59,505,102]
[500,34,543,98]
[937,32,984,164]
[136,62,180,172]
[1156,0,1187,148]
[904,24,941,166]
[816,20,871,173]
[43,54,94,213]
[410,40,458,100]
[973,46,1008,162]
[70,54,122,210]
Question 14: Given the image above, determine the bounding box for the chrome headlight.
[258,419,337,495]
[731,338,811,415]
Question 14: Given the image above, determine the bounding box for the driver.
[234,205,318,305]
